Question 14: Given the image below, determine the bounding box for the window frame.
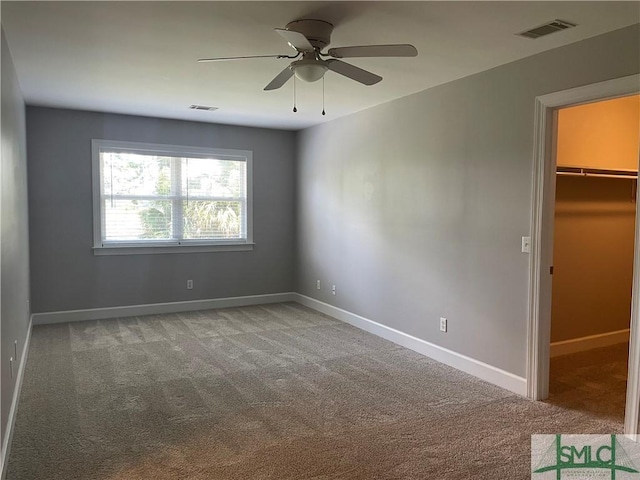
[91,139,253,255]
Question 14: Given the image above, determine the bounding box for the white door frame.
[527,74,640,435]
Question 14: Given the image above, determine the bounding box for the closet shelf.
[556,166,638,180]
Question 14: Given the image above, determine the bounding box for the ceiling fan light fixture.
[292,60,328,83]
[200,18,418,94]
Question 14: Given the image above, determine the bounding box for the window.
[92,140,253,255]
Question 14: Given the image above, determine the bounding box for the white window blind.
[92,140,253,254]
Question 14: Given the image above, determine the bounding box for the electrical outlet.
[316,280,321,290]
[332,285,336,295]
[439,317,448,333]
[186,279,193,290]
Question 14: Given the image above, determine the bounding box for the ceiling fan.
[198,19,418,91]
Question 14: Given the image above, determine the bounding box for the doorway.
[526,73,640,437]
[547,95,639,423]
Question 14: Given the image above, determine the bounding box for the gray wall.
[1,29,30,453]
[27,108,296,313]
[296,25,640,378]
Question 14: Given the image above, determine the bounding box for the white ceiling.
[2,1,638,130]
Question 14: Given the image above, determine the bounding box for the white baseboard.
[295,294,527,396]
[32,292,297,326]
[550,329,630,358]
[1,316,33,480]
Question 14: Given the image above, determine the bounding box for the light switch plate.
[521,236,531,254]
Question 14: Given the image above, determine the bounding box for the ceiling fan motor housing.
[285,19,334,50]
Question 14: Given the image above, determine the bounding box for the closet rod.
[556,167,637,180]
[557,171,638,180]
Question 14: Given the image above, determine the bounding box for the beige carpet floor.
[6,303,624,479]
[547,341,628,425]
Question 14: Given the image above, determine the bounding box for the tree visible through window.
[92,140,252,251]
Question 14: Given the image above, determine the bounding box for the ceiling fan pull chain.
[293,76,298,113]
[322,76,326,116]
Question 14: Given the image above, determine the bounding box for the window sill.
[93,242,255,256]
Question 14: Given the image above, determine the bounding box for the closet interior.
[548,94,640,421]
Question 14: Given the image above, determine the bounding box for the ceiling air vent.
[188,104,218,111]
[516,19,577,39]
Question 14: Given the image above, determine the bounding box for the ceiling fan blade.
[264,66,294,91]
[198,54,288,62]
[326,59,382,86]
[275,28,314,52]
[327,44,418,59]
